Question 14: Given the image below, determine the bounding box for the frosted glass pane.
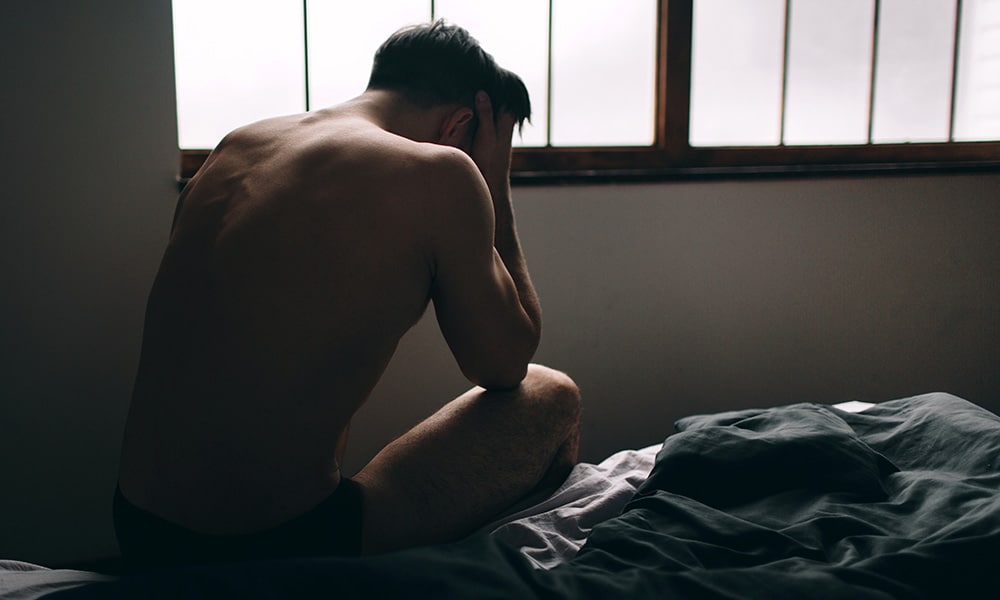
[173,0,305,149]
[690,0,786,147]
[871,0,956,143]
[954,0,1000,141]
[784,0,874,145]
[551,0,657,146]
[307,0,430,110]
[436,0,549,147]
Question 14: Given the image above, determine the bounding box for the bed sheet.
[0,446,660,597]
[4,394,996,599]
[486,443,660,568]
[487,399,873,569]
[0,560,111,600]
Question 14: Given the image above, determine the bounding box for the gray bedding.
[4,393,998,599]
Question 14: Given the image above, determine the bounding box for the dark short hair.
[367,20,531,129]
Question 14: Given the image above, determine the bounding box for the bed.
[3,392,998,598]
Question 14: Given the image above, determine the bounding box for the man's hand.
[470,91,516,201]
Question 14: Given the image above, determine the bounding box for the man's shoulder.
[309,119,483,191]
[219,114,302,148]
[377,140,485,201]
[423,145,483,188]
[386,137,474,175]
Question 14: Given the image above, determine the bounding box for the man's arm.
[470,91,542,344]
[428,94,541,390]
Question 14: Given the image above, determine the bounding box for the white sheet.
[0,560,111,599]
[486,444,661,569]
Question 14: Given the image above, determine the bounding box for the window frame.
[178,0,1000,185]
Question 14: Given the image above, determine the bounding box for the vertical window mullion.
[303,0,311,112]
[949,0,963,142]
[867,0,881,144]
[779,0,791,145]
[546,0,554,147]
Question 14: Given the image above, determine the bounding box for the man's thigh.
[352,364,580,555]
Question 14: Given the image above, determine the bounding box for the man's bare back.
[116,21,580,563]
[120,103,490,530]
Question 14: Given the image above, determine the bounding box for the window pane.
[784,0,874,145]
[550,0,657,146]
[954,0,1000,141]
[307,1,430,111]
[690,0,786,147]
[435,0,549,147]
[871,0,956,143]
[173,0,305,149]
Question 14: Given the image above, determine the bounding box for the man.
[115,20,581,567]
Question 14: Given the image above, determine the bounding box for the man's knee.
[524,363,581,426]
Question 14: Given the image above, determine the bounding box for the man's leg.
[352,363,581,555]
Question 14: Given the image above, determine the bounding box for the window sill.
[178,144,1000,189]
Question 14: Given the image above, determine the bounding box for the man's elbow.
[459,321,540,390]
[463,342,536,391]
[470,362,530,391]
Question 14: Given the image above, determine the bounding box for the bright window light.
[784,0,875,145]
[954,0,1000,141]
[689,0,1000,147]
[306,0,429,110]
[172,0,306,149]
[549,0,657,147]
[690,0,786,147]
[871,0,957,144]
[172,1,658,150]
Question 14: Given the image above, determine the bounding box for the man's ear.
[438,106,475,147]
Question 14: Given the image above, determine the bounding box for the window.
[176,0,1000,183]
[689,0,1000,146]
[173,0,656,152]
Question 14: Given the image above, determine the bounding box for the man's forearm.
[470,92,541,340]
[491,186,542,336]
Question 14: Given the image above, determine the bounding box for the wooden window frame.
[179,0,1000,185]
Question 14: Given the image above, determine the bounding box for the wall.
[1,0,179,565]
[2,0,998,566]
[350,176,1000,476]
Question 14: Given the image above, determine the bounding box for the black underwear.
[113,478,364,570]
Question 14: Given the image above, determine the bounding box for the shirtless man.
[114,21,580,567]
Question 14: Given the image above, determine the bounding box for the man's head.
[367,20,531,146]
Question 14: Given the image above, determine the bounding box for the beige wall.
[349,176,1000,475]
[3,0,998,565]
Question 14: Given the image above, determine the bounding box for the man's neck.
[337,89,446,144]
